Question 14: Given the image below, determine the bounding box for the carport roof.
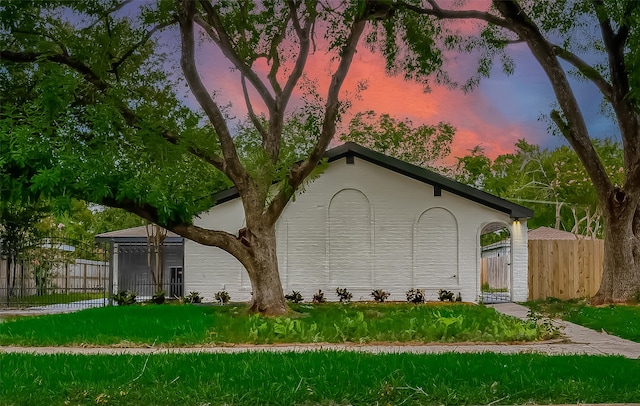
[212,142,534,220]
[95,226,183,243]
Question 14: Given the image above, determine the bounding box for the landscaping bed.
[0,302,557,347]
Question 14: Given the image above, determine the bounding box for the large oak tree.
[1,0,396,315]
[378,0,640,302]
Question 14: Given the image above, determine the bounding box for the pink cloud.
[191,8,548,162]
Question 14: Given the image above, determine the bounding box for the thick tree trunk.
[164,218,290,315]
[592,191,640,303]
[242,226,288,316]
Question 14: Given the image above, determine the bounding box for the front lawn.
[526,298,640,342]
[3,292,106,306]
[0,302,557,346]
[1,352,638,405]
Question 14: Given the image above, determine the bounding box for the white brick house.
[185,143,532,303]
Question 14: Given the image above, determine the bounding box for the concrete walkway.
[1,303,639,358]
[488,303,640,359]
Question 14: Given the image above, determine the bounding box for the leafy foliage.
[284,290,304,304]
[340,111,455,169]
[111,290,137,306]
[456,139,624,238]
[52,201,146,248]
[406,288,425,304]
[0,0,386,315]
[0,199,48,262]
[312,289,326,304]
[215,290,231,305]
[370,289,391,303]
[0,198,51,297]
[0,303,557,347]
[0,1,229,225]
[335,287,353,303]
[184,291,202,304]
[150,290,166,305]
[437,289,455,302]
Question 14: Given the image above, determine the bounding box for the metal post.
[107,241,117,306]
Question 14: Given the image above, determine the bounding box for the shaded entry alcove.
[480,222,512,303]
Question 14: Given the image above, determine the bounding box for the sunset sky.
[172,6,618,162]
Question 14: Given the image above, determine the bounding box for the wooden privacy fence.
[0,257,108,300]
[528,239,604,300]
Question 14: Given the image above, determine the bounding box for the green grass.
[1,352,638,405]
[0,302,557,346]
[526,298,640,342]
[481,282,508,293]
[3,292,105,306]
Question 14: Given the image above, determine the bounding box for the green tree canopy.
[457,139,624,239]
[340,110,455,169]
[1,0,397,314]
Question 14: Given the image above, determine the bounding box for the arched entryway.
[479,222,512,303]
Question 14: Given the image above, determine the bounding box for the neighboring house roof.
[212,142,534,219]
[95,225,183,243]
[528,226,581,240]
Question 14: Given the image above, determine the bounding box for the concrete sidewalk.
[489,303,640,359]
[1,303,639,358]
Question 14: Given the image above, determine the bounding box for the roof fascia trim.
[209,142,534,219]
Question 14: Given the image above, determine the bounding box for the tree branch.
[110,20,174,75]
[278,1,313,117]
[265,7,291,95]
[591,0,640,188]
[178,1,248,189]
[396,0,512,30]
[101,196,247,260]
[592,0,630,104]
[266,10,368,225]
[1,50,108,91]
[195,1,276,112]
[549,43,613,101]
[241,75,268,140]
[170,223,248,260]
[82,0,136,31]
[11,29,70,56]
[1,48,226,174]
[264,1,315,164]
[491,0,613,205]
[162,130,225,171]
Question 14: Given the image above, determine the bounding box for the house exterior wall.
[185,157,528,303]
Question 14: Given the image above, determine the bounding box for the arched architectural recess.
[413,207,459,287]
[328,188,373,288]
[479,221,512,303]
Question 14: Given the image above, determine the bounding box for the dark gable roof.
[212,142,534,219]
